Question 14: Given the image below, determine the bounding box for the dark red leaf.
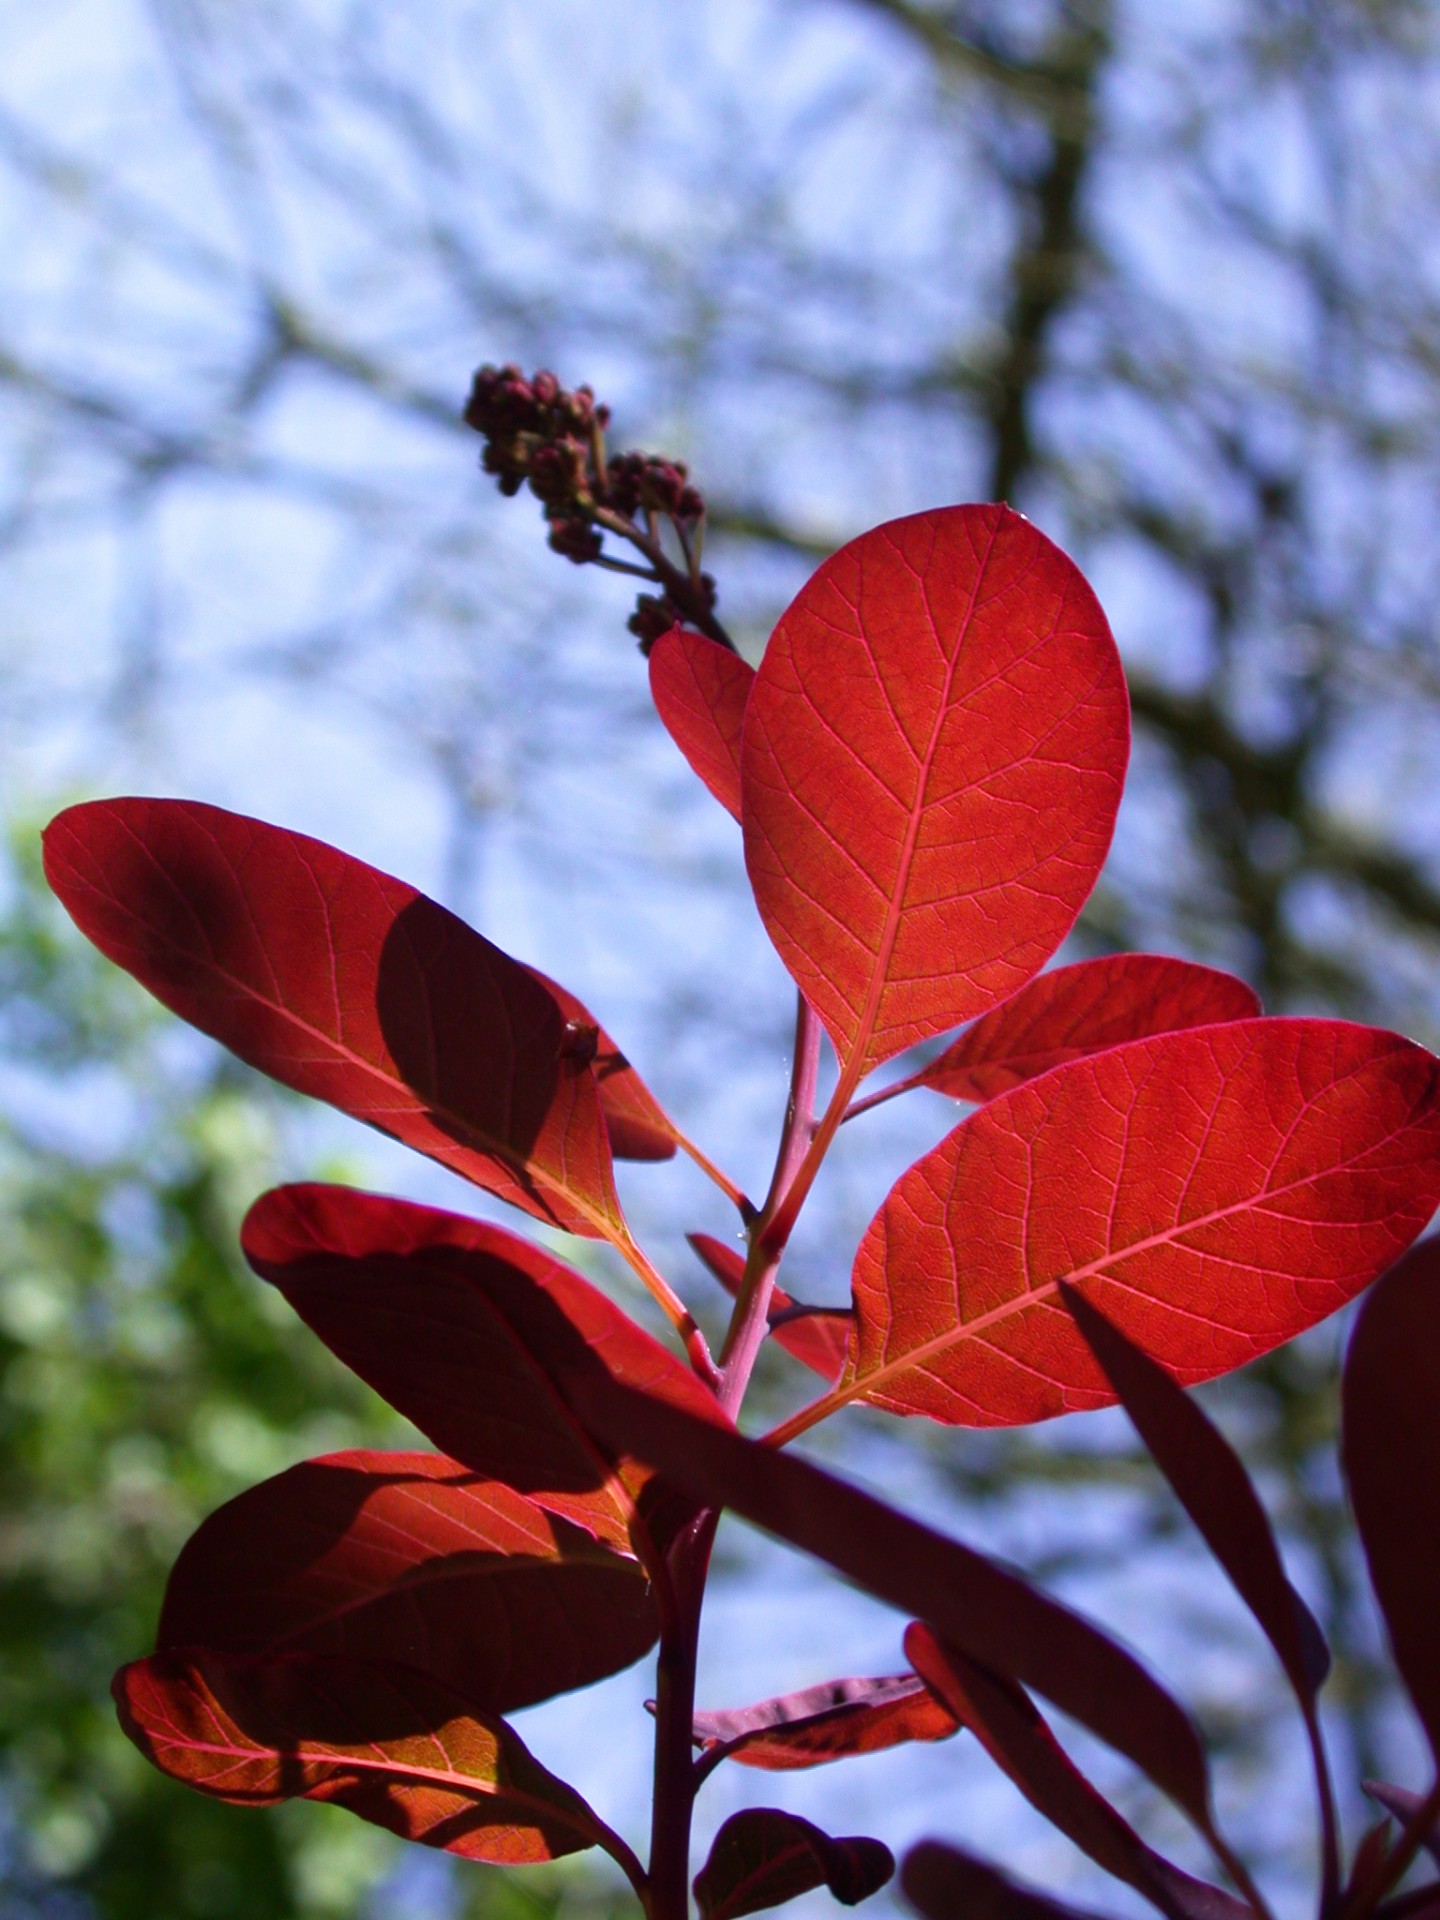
[904,1628,1246,1920]
[892,956,1261,1105]
[1345,1238,1440,1764]
[115,1650,629,1869]
[844,1019,1440,1426]
[158,1451,655,1713]
[525,963,678,1162]
[649,625,754,821]
[1060,1287,1329,1699]
[42,799,621,1237]
[740,505,1128,1079]
[562,1374,1217,1827]
[693,1669,959,1771]
[242,1183,730,1556]
[689,1232,851,1383]
[1365,1785,1440,1870]
[903,1842,1113,1920]
[694,1809,892,1918]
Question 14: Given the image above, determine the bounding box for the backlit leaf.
[242,1182,729,1555]
[650,625,754,821]
[904,1628,1246,1920]
[689,1232,850,1383]
[1061,1287,1329,1699]
[42,799,622,1236]
[562,1374,1216,1825]
[694,1809,892,1918]
[1344,1238,1440,1763]
[158,1450,655,1713]
[848,1019,1440,1425]
[115,1650,622,1867]
[893,956,1260,1105]
[526,963,677,1161]
[693,1669,959,1771]
[741,506,1128,1077]
[903,1843,1110,1920]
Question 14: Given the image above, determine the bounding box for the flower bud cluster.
[463,363,706,568]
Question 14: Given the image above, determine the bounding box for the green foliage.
[0,827,404,1917]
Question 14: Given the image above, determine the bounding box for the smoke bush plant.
[41,367,1440,1920]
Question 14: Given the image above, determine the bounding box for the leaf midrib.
[850,1137,1402,1406]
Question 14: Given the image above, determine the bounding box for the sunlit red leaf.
[42,799,622,1237]
[1344,1238,1440,1763]
[904,1628,1246,1920]
[158,1451,655,1713]
[692,1669,958,1772]
[693,1809,893,1918]
[847,1019,1440,1426]
[879,956,1260,1107]
[242,1183,729,1556]
[689,1232,850,1383]
[903,1843,1109,1920]
[115,1650,630,1870]
[741,506,1128,1078]
[650,624,754,821]
[562,1374,1216,1826]
[526,964,677,1161]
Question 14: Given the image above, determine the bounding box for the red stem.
[646,1511,718,1920]
[716,991,821,1416]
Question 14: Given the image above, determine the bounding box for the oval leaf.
[741,506,1128,1077]
[694,1809,893,1919]
[242,1182,729,1555]
[159,1451,656,1713]
[847,1019,1440,1425]
[901,956,1261,1104]
[650,625,754,821]
[42,799,622,1236]
[115,1650,620,1867]
[1344,1238,1440,1763]
[694,1669,959,1772]
[690,1232,850,1383]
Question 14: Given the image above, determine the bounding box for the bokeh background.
[4,2,1440,1916]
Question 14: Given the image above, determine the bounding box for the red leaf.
[242,1183,729,1556]
[694,1809,893,1919]
[115,1650,627,1869]
[904,1628,1246,1920]
[845,1019,1440,1426]
[650,625,754,821]
[526,964,677,1161]
[158,1451,656,1713]
[740,506,1128,1079]
[693,1669,959,1772]
[42,799,621,1237]
[561,1376,1216,1827]
[903,1843,1111,1920]
[689,1232,851,1383]
[1061,1287,1329,1700]
[1344,1238,1440,1763]
[895,956,1261,1105]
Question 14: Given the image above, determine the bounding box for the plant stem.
[1342,1777,1440,1920]
[647,1510,718,1920]
[716,991,821,1416]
